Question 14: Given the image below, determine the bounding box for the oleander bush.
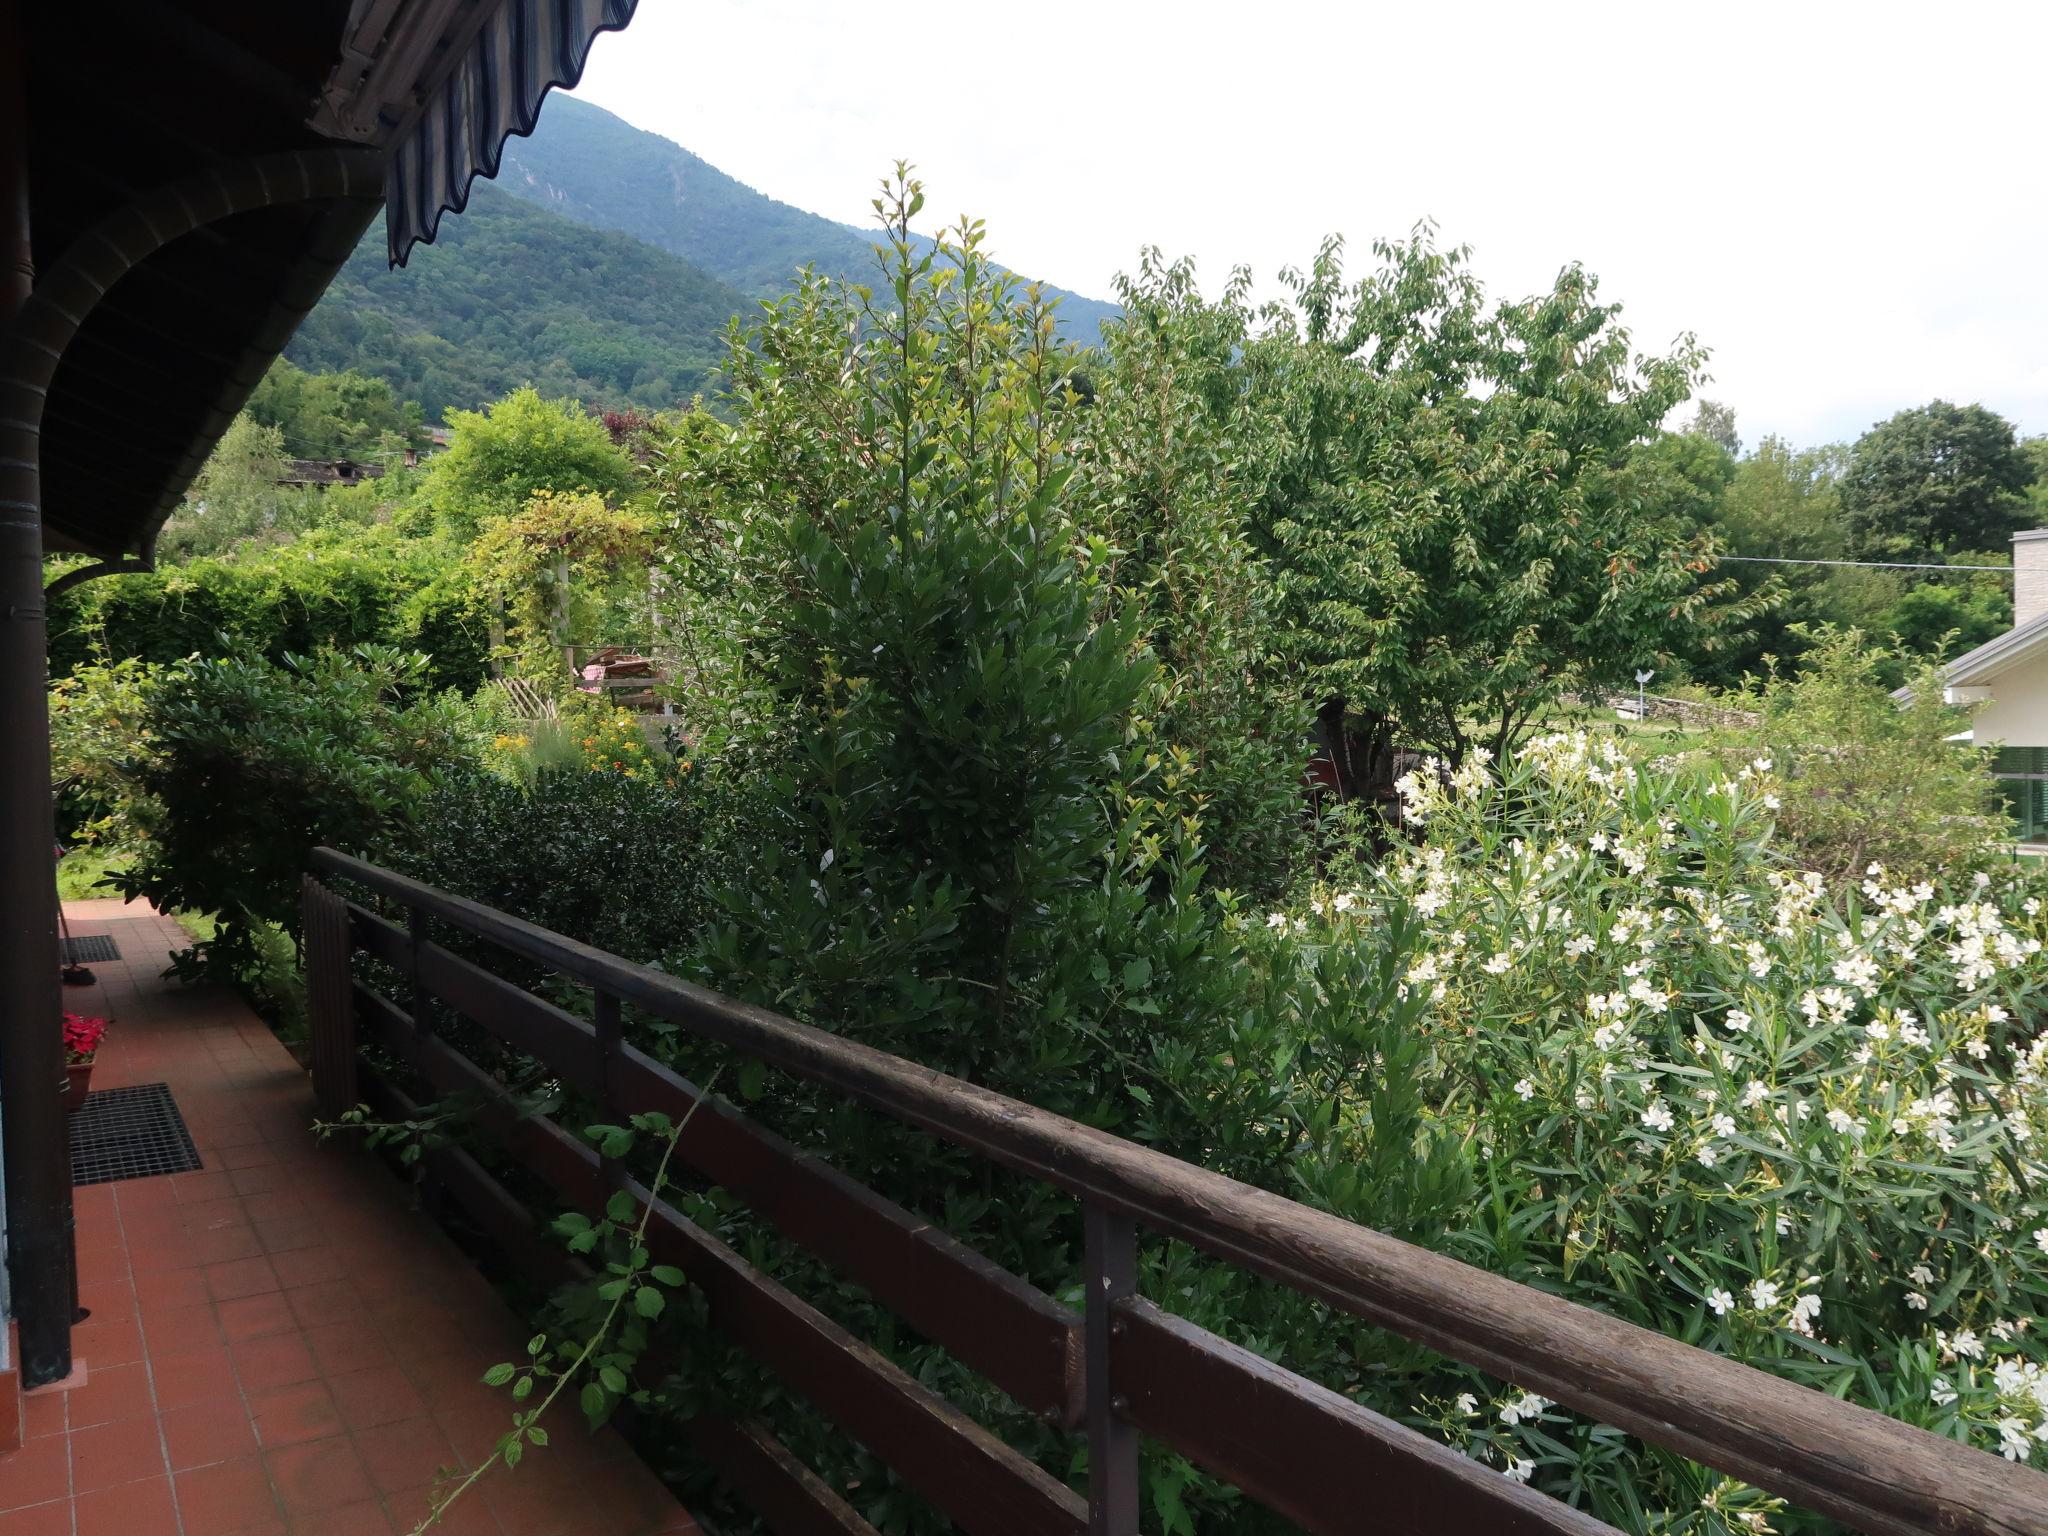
[1267,731,2048,1525]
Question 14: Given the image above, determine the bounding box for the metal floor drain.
[69,1083,203,1186]
[65,933,119,963]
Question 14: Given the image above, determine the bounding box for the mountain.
[497,96,1120,346]
[287,185,746,423]
[288,97,1120,423]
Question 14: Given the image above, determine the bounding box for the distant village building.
[278,458,385,486]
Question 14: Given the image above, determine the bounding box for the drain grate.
[65,933,119,963]
[69,1083,203,1186]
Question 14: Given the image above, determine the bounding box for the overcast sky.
[571,0,2048,450]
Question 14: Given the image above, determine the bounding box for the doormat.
[69,1083,203,1186]
[65,934,119,963]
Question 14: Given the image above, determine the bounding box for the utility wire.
[1716,555,2013,573]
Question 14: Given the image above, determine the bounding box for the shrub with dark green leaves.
[116,645,473,981]
[384,762,715,968]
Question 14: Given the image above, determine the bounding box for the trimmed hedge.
[48,535,489,693]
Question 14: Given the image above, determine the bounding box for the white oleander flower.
[1641,1100,1675,1132]
[1749,1279,1781,1310]
[1707,1287,1734,1316]
[1513,1078,1535,1102]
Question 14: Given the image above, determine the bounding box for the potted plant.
[63,1012,107,1109]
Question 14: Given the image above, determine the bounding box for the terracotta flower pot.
[63,1060,95,1110]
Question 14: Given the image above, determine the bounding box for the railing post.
[405,903,430,1038]
[1083,1203,1139,1536]
[593,985,623,1189]
[301,875,356,1119]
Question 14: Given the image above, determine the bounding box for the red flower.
[63,1012,107,1064]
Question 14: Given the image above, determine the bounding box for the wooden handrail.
[309,847,2048,1536]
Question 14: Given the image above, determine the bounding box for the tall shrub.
[117,645,474,980]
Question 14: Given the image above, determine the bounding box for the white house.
[1916,528,2048,836]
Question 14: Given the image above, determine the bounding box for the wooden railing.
[302,848,2048,1536]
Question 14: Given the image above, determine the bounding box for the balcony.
[0,899,693,1535]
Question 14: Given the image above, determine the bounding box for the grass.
[57,846,130,900]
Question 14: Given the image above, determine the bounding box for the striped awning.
[384,0,638,267]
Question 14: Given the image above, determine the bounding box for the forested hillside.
[286,185,746,421]
[497,95,1119,345]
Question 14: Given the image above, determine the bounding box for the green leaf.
[738,1060,767,1102]
[481,1362,516,1387]
[580,1381,607,1423]
[649,1264,685,1287]
[634,1285,666,1319]
[599,1364,628,1393]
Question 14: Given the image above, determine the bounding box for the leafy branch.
[407,1070,719,1533]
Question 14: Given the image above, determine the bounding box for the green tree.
[156,414,300,561]
[245,358,425,460]
[1236,226,1763,793]
[1687,397,1742,456]
[1693,435,1850,682]
[1841,400,2032,561]
[1071,250,1309,898]
[417,387,639,538]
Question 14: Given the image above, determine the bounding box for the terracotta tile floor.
[1,900,697,1536]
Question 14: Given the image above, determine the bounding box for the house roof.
[25,0,634,567]
[1891,607,2048,702]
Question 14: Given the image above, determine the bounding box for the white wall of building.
[1970,657,2048,748]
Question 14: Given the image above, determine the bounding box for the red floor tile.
[0,1502,74,1536]
[134,1267,211,1314]
[251,1381,344,1449]
[161,1397,260,1469]
[303,1324,388,1380]
[385,1483,501,1536]
[326,1368,425,1434]
[350,1418,459,1496]
[65,1361,155,1428]
[19,1389,67,1441]
[270,1248,344,1290]
[221,1292,300,1344]
[265,1438,371,1516]
[291,1499,397,1535]
[70,1414,167,1493]
[72,1313,144,1368]
[143,1303,226,1359]
[73,1473,179,1536]
[175,1455,283,1531]
[233,1333,320,1393]
[152,1348,241,1411]
[208,1256,283,1301]
[0,1434,70,1510]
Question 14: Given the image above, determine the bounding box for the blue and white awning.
[385,0,637,265]
[311,0,638,268]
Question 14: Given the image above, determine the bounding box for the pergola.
[1,0,637,1390]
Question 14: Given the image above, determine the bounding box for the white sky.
[571,0,2048,449]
